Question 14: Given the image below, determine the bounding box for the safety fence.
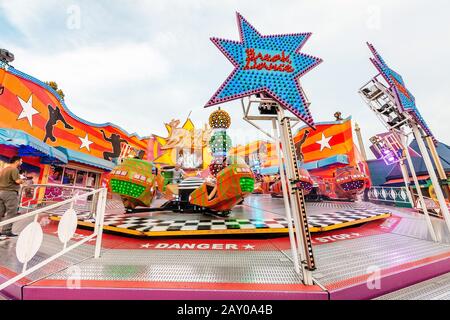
[411,192,445,217]
[19,184,97,218]
[368,186,445,216]
[0,186,107,291]
[368,186,411,206]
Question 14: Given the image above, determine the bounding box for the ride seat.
[206,183,214,194]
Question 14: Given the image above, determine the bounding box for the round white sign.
[15,222,43,264]
[58,208,78,244]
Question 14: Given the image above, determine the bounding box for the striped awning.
[0,128,67,164]
[56,147,115,171]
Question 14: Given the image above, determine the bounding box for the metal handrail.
[368,186,411,204]
[19,183,94,203]
[411,192,446,216]
[0,187,107,291]
[19,184,97,217]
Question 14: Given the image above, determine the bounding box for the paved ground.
[1,195,449,300]
[375,272,450,300]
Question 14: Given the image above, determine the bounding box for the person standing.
[171,164,186,184]
[0,156,24,237]
[86,173,96,188]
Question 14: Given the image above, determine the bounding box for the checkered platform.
[64,208,391,235]
[178,177,205,190]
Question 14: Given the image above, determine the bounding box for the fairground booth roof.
[0,128,67,165]
[367,140,450,186]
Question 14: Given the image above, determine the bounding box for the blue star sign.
[205,13,322,128]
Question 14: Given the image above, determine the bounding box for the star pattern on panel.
[243,244,255,250]
[17,95,39,127]
[206,12,322,127]
[367,43,434,139]
[316,133,332,151]
[79,134,93,151]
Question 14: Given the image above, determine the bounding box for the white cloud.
[0,1,49,36]
[18,43,170,86]
[1,0,449,153]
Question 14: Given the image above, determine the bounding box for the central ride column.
[204,12,322,285]
[277,107,316,284]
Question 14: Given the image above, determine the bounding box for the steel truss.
[241,96,316,285]
[359,77,450,239]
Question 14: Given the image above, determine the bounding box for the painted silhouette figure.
[100,129,128,161]
[295,129,310,163]
[44,105,73,143]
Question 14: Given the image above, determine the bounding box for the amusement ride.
[0,11,449,301]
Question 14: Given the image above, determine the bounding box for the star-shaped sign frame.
[367,43,434,138]
[205,12,322,128]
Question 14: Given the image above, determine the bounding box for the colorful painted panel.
[233,117,371,181]
[294,117,354,164]
[149,118,212,169]
[0,66,149,163]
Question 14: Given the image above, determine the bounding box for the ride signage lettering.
[243,48,294,73]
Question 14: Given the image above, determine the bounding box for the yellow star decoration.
[153,118,197,165]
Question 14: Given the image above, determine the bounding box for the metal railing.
[19,184,97,218]
[368,186,447,216]
[368,186,411,205]
[0,187,107,291]
[411,192,446,217]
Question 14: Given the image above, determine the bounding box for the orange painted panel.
[0,67,148,162]
[235,118,356,169]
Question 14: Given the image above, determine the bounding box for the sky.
[1,0,449,159]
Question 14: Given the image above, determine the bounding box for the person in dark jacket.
[0,156,24,237]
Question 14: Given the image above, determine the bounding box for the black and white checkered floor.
[67,208,392,235]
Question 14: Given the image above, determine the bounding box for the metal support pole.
[400,133,438,241]
[277,108,315,285]
[399,159,414,207]
[411,123,450,233]
[272,119,301,274]
[278,113,306,259]
[354,122,368,161]
[243,118,274,140]
[239,98,315,285]
[391,132,415,208]
[425,135,450,202]
[94,188,106,258]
